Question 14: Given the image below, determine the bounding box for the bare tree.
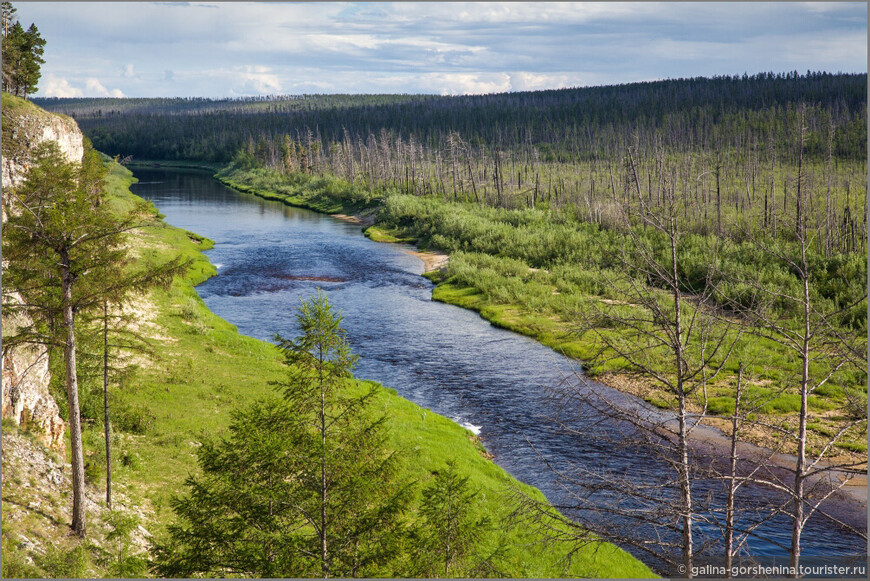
[722,213,867,573]
[511,157,747,576]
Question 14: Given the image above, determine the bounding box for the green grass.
[81,161,655,577]
[365,225,417,243]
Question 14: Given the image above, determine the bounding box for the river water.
[131,168,866,570]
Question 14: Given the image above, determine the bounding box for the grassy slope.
[98,163,653,577]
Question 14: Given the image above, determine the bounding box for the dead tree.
[721,212,868,573]
[512,160,747,576]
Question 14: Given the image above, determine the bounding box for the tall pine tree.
[153,291,412,577]
[1,3,45,98]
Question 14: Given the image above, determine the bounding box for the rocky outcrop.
[2,298,65,452]
[2,94,83,453]
[2,98,83,194]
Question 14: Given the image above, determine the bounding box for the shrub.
[34,542,91,578]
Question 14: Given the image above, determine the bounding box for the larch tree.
[2,141,179,536]
[153,291,413,578]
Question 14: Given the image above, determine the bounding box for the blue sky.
[14,1,868,98]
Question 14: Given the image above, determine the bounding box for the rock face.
[2,300,65,452]
[2,104,83,193]
[2,95,83,453]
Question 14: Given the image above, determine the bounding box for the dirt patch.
[405,250,449,273]
[332,213,375,227]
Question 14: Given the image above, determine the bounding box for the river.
[131,167,866,571]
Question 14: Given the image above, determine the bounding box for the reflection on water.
[132,168,866,568]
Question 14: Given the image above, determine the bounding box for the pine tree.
[153,291,412,577]
[415,461,491,577]
[15,23,45,96]
[1,3,45,98]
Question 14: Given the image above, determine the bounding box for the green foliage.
[218,160,865,451]
[110,399,156,434]
[45,160,651,578]
[94,511,148,578]
[35,73,868,165]
[153,292,413,578]
[2,3,46,98]
[413,461,495,577]
[1,535,41,579]
[34,541,91,578]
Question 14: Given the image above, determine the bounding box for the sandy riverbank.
[405,249,449,272]
[332,213,375,227]
[330,210,448,272]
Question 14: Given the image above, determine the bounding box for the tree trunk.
[795,109,806,240]
[715,156,722,238]
[671,231,694,577]
[319,344,329,578]
[790,256,811,575]
[62,253,87,537]
[724,364,743,577]
[103,301,112,509]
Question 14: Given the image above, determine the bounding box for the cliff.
[2,92,83,452]
[2,93,83,195]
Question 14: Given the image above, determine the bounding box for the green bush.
[113,400,156,434]
[34,542,91,578]
[180,296,202,322]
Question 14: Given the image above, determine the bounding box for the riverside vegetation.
[2,124,652,576]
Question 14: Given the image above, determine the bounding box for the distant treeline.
[36,71,867,163]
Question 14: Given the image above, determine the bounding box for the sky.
[13,1,868,98]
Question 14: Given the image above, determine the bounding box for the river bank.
[209,163,867,530]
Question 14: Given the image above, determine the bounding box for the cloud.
[198,65,282,96]
[418,72,512,95]
[85,78,125,98]
[41,75,83,98]
[43,76,125,98]
[237,65,282,94]
[20,1,867,98]
[509,72,585,91]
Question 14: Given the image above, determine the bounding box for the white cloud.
[197,65,283,95]
[510,72,585,91]
[238,66,282,94]
[42,76,125,98]
[20,1,867,98]
[802,2,856,15]
[419,72,512,95]
[777,30,868,67]
[41,75,83,97]
[393,2,647,25]
[85,78,125,98]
